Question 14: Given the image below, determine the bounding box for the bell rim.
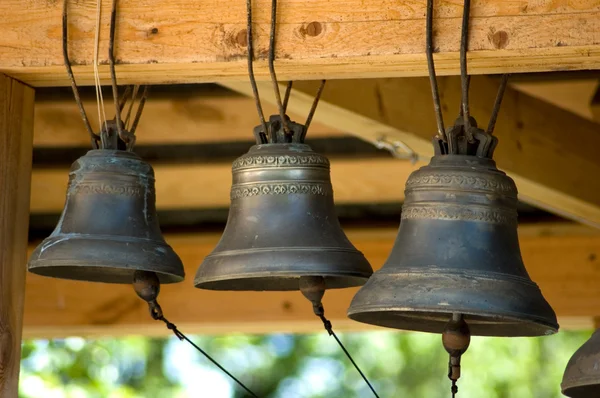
[561,376,600,394]
[27,261,185,284]
[194,272,370,291]
[346,267,558,336]
[346,305,559,336]
[28,234,185,284]
[195,246,373,291]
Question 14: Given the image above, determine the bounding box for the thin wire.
[93,0,108,130]
[62,0,99,148]
[130,85,149,136]
[124,85,140,129]
[155,315,259,398]
[282,81,293,112]
[318,314,380,398]
[486,74,509,135]
[460,0,472,138]
[268,0,290,135]
[246,0,269,136]
[425,0,446,141]
[108,0,124,144]
[303,79,326,135]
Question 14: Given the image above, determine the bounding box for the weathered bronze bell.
[28,149,184,284]
[562,330,600,397]
[347,130,558,337]
[194,116,372,291]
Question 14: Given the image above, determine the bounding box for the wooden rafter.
[1,1,600,86]
[223,77,600,227]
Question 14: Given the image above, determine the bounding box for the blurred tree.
[19,330,591,398]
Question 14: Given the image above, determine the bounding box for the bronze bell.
[562,330,600,397]
[28,149,184,284]
[194,115,372,291]
[348,121,558,337]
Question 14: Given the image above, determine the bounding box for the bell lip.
[28,234,185,284]
[346,268,559,337]
[194,247,373,291]
[561,377,600,395]
[347,306,559,337]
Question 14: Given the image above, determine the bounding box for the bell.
[194,116,373,291]
[562,330,600,397]
[347,150,558,337]
[28,149,184,284]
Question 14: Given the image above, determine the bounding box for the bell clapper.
[299,276,332,333]
[132,270,165,320]
[442,313,471,398]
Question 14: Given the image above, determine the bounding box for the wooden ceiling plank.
[2,1,600,86]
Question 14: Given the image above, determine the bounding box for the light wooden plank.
[512,80,600,122]
[224,77,600,228]
[30,158,423,213]
[23,223,600,338]
[2,1,600,86]
[0,74,34,396]
[34,95,343,147]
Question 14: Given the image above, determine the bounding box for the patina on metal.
[28,139,184,284]
[194,115,372,291]
[346,139,558,336]
[562,330,600,397]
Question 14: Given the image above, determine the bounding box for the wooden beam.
[34,94,343,147]
[2,1,600,86]
[512,79,600,122]
[223,77,600,228]
[592,84,600,122]
[22,223,600,338]
[0,75,34,396]
[30,158,423,213]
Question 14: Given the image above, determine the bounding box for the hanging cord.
[132,271,259,398]
[299,277,380,398]
[246,0,269,137]
[62,0,100,149]
[123,85,140,128]
[302,79,326,140]
[426,0,509,157]
[246,0,326,144]
[425,0,446,141]
[282,81,293,113]
[268,0,290,136]
[108,0,129,148]
[486,74,509,135]
[129,85,150,136]
[93,0,108,132]
[459,0,472,141]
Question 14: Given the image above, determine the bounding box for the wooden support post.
[0,74,34,396]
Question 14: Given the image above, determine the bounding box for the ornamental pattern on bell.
[231,182,333,199]
[232,154,330,171]
[406,173,517,195]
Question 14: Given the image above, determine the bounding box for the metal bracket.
[374,135,419,164]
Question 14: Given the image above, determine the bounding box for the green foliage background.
[19,330,590,397]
